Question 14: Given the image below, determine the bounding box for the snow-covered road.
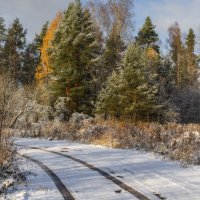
[2,138,200,200]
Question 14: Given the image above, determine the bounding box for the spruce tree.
[50,0,101,115]
[186,29,195,53]
[96,44,160,121]
[96,70,122,119]
[135,16,159,53]
[186,28,197,87]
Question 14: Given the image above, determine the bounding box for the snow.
[2,137,200,199]
[0,178,15,194]
[1,156,64,200]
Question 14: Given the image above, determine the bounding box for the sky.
[134,0,200,50]
[0,0,200,49]
[0,0,72,41]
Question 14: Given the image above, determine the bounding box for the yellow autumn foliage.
[35,12,62,83]
[146,47,158,60]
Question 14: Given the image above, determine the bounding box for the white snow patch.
[3,137,200,199]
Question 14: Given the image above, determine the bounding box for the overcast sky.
[1,0,200,47]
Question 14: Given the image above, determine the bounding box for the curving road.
[3,138,200,200]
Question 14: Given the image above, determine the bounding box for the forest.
[1,0,200,173]
[1,0,200,125]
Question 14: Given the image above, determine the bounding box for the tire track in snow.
[22,154,75,200]
[18,145,151,200]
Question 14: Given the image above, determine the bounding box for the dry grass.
[0,130,14,172]
[40,121,70,140]
[0,147,12,169]
[93,120,200,165]
[36,117,200,165]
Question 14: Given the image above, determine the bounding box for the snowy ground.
[2,138,200,200]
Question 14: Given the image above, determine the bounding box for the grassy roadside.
[33,114,200,166]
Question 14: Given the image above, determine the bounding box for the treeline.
[0,17,48,85]
[1,0,200,123]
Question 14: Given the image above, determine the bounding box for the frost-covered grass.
[0,132,13,170]
[91,120,200,165]
[31,119,200,165]
[18,113,200,165]
[0,131,19,195]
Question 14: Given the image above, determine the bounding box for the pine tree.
[50,0,101,115]
[96,44,160,122]
[3,18,26,82]
[135,16,159,53]
[34,21,49,49]
[22,43,38,84]
[186,28,197,87]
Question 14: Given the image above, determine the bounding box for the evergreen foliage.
[3,18,26,82]
[50,0,101,115]
[96,44,160,121]
[0,1,199,124]
[22,43,38,84]
[34,21,49,49]
[186,28,198,87]
[100,28,124,86]
[135,16,159,53]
